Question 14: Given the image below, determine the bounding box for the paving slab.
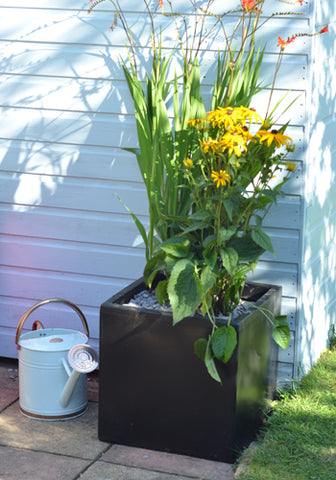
[0,401,110,460]
[79,461,194,480]
[0,389,19,412]
[0,444,90,480]
[102,444,234,480]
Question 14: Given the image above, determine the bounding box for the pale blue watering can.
[15,299,98,421]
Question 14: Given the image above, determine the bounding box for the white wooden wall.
[296,0,336,376]
[0,0,328,384]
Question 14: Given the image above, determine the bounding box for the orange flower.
[241,0,255,12]
[319,25,329,34]
[158,0,164,13]
[277,35,296,50]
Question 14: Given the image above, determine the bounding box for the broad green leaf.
[160,237,190,258]
[218,226,236,244]
[223,200,234,221]
[251,228,275,254]
[203,246,217,268]
[155,280,168,305]
[200,265,217,294]
[194,338,207,361]
[220,247,238,274]
[190,210,212,221]
[167,259,204,324]
[232,263,253,280]
[211,326,237,363]
[272,315,291,350]
[228,235,264,262]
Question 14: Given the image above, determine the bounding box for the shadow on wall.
[0,3,310,347]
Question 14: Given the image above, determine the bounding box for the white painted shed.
[0,0,334,384]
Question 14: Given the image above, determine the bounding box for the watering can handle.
[15,298,89,348]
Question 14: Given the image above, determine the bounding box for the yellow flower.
[200,138,219,153]
[187,118,207,130]
[286,161,297,172]
[211,169,231,188]
[207,107,237,130]
[206,106,263,132]
[286,142,296,153]
[255,129,293,148]
[183,157,193,168]
[235,106,263,125]
[219,133,247,157]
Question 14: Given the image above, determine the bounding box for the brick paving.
[0,357,235,480]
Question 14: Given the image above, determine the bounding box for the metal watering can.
[15,298,98,421]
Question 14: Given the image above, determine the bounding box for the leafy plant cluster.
[87,0,327,381]
[144,105,293,381]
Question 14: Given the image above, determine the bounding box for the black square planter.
[98,278,281,463]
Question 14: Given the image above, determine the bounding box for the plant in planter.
[88,0,328,462]
[144,104,295,381]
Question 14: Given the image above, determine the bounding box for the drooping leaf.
[167,259,204,324]
[251,228,275,254]
[155,280,168,304]
[220,247,238,274]
[205,338,222,383]
[228,235,265,262]
[194,338,207,361]
[160,237,190,258]
[200,265,217,294]
[272,315,291,350]
[211,325,237,363]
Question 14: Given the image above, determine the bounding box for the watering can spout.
[60,344,98,408]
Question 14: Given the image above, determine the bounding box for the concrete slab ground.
[0,357,235,480]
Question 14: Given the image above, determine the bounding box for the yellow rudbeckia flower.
[219,133,247,157]
[200,138,220,153]
[183,158,193,168]
[255,129,293,148]
[211,170,231,188]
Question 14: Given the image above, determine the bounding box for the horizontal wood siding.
[0,0,307,378]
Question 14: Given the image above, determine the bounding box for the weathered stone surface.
[0,445,90,480]
[79,461,194,480]
[102,444,234,480]
[0,401,109,460]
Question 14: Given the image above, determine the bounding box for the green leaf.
[205,338,222,383]
[218,226,236,245]
[116,194,149,260]
[203,246,217,268]
[160,237,190,258]
[194,338,207,361]
[167,259,204,324]
[211,325,237,363]
[223,200,234,221]
[251,228,275,254]
[228,235,265,262]
[200,265,217,294]
[220,247,238,274]
[155,280,168,305]
[232,263,253,280]
[190,210,212,221]
[272,315,291,350]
